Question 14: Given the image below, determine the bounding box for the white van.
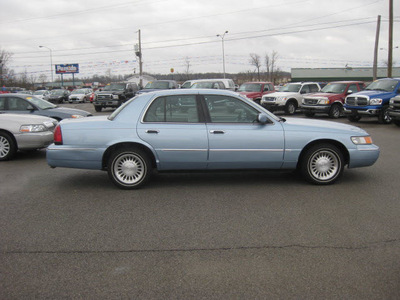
[189,78,236,91]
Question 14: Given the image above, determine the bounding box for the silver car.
[0,113,57,161]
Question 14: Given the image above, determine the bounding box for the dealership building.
[291,67,400,82]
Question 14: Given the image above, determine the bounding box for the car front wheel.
[0,132,17,161]
[107,147,151,189]
[300,143,344,185]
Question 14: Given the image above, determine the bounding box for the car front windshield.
[280,84,301,92]
[365,79,398,92]
[104,84,125,91]
[33,91,46,95]
[321,83,347,93]
[25,96,57,109]
[238,83,262,92]
[144,82,169,89]
[51,90,65,95]
[72,89,85,94]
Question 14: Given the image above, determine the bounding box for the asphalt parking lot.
[1,102,399,299]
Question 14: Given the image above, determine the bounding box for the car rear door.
[137,94,208,170]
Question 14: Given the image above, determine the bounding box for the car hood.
[0,113,57,124]
[49,106,91,116]
[305,92,341,98]
[70,93,86,97]
[239,91,261,97]
[265,92,299,97]
[97,91,123,95]
[351,90,395,98]
[281,117,367,135]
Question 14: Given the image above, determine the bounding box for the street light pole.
[39,45,54,83]
[216,31,228,78]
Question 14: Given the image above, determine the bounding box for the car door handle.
[146,130,159,134]
[210,130,225,134]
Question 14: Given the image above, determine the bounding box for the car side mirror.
[257,113,269,124]
[27,105,35,111]
[346,90,353,95]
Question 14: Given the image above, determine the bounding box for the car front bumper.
[15,132,54,150]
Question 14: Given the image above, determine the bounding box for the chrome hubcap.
[309,150,339,181]
[113,153,145,185]
[0,136,10,158]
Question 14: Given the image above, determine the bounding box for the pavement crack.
[2,238,399,255]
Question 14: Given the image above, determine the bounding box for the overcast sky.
[0,0,398,80]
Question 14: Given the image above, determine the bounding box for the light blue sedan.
[46,89,380,189]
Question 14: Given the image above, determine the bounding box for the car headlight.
[70,115,85,118]
[389,98,394,104]
[317,98,330,105]
[20,124,47,132]
[351,136,373,145]
[276,97,287,102]
[370,98,383,105]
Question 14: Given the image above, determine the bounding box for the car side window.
[348,84,358,93]
[8,97,30,111]
[310,84,319,93]
[143,95,199,123]
[0,98,5,110]
[204,95,259,123]
[301,85,310,94]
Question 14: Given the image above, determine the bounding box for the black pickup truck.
[93,82,138,112]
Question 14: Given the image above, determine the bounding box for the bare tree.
[0,48,13,87]
[265,50,279,84]
[249,53,262,81]
[184,56,191,80]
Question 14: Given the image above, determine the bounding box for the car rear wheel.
[95,106,102,112]
[300,143,344,185]
[107,147,151,189]
[0,132,17,161]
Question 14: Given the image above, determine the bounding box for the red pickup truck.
[300,81,365,118]
[238,82,275,104]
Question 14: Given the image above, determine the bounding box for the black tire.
[300,143,344,185]
[347,115,361,122]
[329,104,342,119]
[378,106,392,124]
[304,112,315,118]
[285,101,297,115]
[393,120,400,127]
[95,106,102,112]
[107,147,152,189]
[0,132,17,161]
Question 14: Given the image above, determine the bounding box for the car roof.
[141,88,239,97]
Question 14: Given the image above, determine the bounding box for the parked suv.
[260,82,321,114]
[344,78,400,124]
[94,82,138,112]
[387,95,400,126]
[301,81,365,118]
[238,82,275,104]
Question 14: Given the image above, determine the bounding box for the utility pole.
[373,15,381,81]
[135,29,143,88]
[388,0,393,77]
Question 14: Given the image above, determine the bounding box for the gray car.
[0,94,92,120]
[0,113,57,161]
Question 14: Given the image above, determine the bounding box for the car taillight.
[54,125,63,145]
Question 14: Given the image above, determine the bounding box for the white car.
[260,82,321,115]
[68,89,91,103]
[33,90,50,100]
[0,113,57,161]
